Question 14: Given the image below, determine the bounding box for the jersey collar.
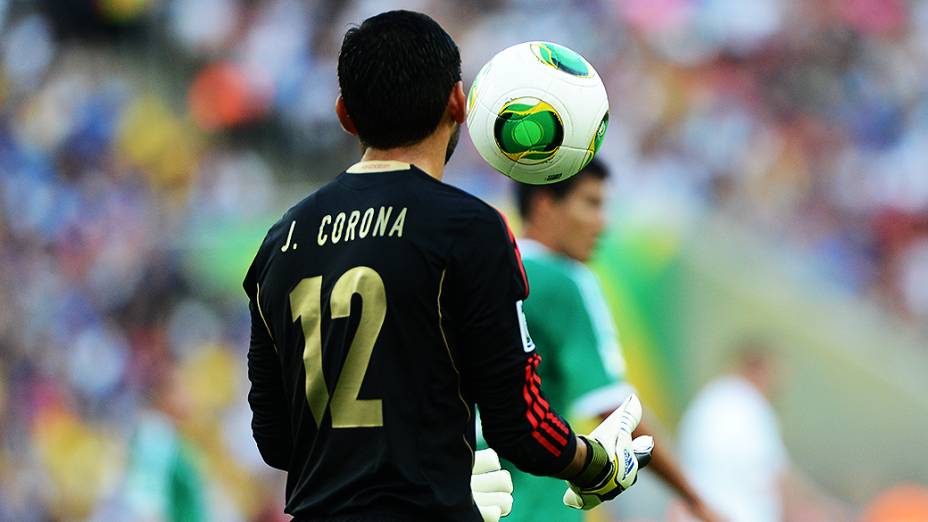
[346,160,412,174]
[516,238,548,257]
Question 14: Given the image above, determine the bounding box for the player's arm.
[444,209,573,475]
[244,279,292,471]
[445,209,649,503]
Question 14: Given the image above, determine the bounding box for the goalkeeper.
[245,10,651,521]
[509,158,721,522]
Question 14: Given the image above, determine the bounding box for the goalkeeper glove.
[563,394,654,510]
[472,448,513,521]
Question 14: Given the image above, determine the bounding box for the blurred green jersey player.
[511,234,630,521]
[508,158,722,522]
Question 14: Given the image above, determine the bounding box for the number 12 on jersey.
[289,266,386,428]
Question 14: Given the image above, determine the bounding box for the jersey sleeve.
[525,266,632,420]
[243,254,292,471]
[444,209,576,476]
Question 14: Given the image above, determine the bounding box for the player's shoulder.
[424,174,502,219]
[243,184,330,293]
[420,174,514,240]
[267,172,352,230]
[260,189,322,248]
[520,243,592,290]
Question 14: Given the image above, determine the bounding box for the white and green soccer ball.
[466,41,609,185]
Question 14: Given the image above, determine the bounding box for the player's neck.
[361,135,447,181]
[523,225,559,255]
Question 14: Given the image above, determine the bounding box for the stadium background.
[1,0,927,520]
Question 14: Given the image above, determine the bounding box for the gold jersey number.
[289,266,385,428]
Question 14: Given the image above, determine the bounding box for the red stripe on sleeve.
[522,353,571,456]
[526,356,550,409]
[522,364,540,428]
[540,422,569,446]
[546,412,569,434]
[532,402,546,418]
[532,431,562,457]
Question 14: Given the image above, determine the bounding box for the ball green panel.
[531,42,592,78]
[493,98,564,164]
[580,111,609,170]
[513,120,543,146]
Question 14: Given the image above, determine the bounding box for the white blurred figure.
[675,341,851,522]
[676,344,786,522]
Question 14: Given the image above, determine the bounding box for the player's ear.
[335,96,358,136]
[447,81,466,125]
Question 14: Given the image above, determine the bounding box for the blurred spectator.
[676,340,849,522]
[677,342,788,522]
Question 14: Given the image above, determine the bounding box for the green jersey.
[505,239,633,522]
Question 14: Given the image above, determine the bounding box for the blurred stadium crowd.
[0,0,927,520]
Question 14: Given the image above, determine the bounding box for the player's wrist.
[570,435,614,490]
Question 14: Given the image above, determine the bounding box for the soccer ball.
[466,41,609,185]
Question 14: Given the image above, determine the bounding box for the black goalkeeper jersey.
[244,161,576,521]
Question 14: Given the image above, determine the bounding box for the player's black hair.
[337,10,462,149]
[516,157,610,219]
